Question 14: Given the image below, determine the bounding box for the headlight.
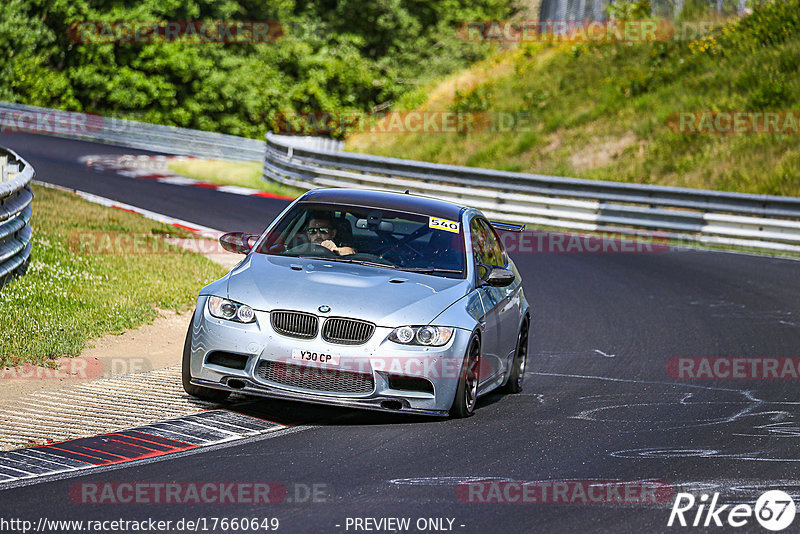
[389,326,455,346]
[207,296,256,323]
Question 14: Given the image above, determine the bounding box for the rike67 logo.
[668,490,796,531]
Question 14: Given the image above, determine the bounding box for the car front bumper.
[188,297,473,417]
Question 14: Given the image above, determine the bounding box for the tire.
[450,335,481,419]
[503,320,529,394]
[182,316,230,402]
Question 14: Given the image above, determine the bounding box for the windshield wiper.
[295,255,460,274]
[298,256,396,269]
[397,267,463,274]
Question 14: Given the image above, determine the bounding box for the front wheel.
[182,316,230,402]
[503,321,529,394]
[450,335,481,419]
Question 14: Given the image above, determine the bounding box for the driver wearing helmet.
[306,214,356,256]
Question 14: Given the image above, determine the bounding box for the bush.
[0,0,515,139]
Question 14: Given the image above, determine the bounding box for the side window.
[478,219,505,266]
[470,218,506,267]
[470,218,490,266]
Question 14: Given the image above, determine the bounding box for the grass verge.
[168,159,305,199]
[0,186,226,368]
[347,1,800,196]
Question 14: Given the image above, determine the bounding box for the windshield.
[257,202,466,279]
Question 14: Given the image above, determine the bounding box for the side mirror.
[478,264,515,287]
[219,232,258,254]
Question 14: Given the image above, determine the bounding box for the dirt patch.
[0,238,239,406]
[569,131,638,171]
[346,52,521,153]
[542,132,563,154]
[0,309,191,404]
[166,236,243,271]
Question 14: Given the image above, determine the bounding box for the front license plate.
[291,349,340,366]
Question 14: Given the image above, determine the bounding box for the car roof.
[298,188,465,221]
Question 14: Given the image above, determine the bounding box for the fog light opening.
[387,374,435,394]
[381,400,403,410]
[227,378,246,390]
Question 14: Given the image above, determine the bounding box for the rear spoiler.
[490,221,526,233]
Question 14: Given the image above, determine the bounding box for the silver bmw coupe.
[182,189,530,418]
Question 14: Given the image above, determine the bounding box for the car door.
[469,217,504,386]
[479,219,523,366]
[474,218,522,375]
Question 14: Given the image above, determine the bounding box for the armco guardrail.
[2,99,798,254]
[0,147,33,288]
[264,132,800,253]
[0,101,264,162]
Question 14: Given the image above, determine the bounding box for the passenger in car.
[306,213,356,256]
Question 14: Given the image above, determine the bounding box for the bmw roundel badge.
[318,305,331,313]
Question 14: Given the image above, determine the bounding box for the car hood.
[223,254,469,327]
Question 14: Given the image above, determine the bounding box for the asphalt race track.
[1,132,800,533]
[1,132,288,233]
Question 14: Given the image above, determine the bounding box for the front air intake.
[206,351,249,370]
[257,360,374,394]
